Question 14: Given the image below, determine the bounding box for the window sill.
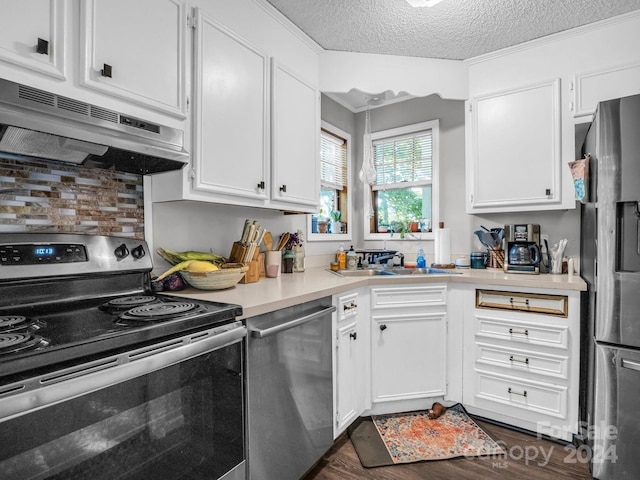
[364,232,434,241]
[308,232,352,242]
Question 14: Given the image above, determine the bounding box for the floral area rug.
[370,403,505,464]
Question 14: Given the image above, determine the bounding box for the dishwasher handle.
[249,305,336,339]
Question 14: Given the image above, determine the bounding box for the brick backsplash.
[0,158,144,238]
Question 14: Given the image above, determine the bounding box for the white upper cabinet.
[191,11,268,202]
[466,79,563,213]
[151,5,321,213]
[80,0,187,118]
[0,0,66,79]
[270,60,320,209]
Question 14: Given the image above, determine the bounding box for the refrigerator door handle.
[622,358,640,372]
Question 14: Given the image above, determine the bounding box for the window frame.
[307,120,353,242]
[363,119,440,241]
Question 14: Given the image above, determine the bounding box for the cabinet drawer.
[475,342,569,380]
[476,372,567,419]
[476,289,567,317]
[371,285,446,310]
[337,292,358,321]
[476,315,569,350]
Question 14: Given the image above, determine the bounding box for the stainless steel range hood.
[0,78,188,175]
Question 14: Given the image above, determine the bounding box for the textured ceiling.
[265,0,640,61]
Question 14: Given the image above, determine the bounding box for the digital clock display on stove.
[0,243,88,265]
[34,247,56,257]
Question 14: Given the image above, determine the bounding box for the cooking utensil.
[474,230,497,249]
[276,233,290,251]
[263,231,273,251]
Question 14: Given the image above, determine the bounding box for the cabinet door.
[80,0,187,117]
[191,11,269,202]
[0,0,65,79]
[467,79,561,212]
[335,320,359,435]
[271,60,320,211]
[371,312,447,403]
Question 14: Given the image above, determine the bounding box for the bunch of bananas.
[155,248,227,281]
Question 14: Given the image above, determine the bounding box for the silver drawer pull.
[508,328,529,336]
[508,387,528,397]
[509,355,529,365]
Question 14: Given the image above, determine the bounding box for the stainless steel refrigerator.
[580,93,640,479]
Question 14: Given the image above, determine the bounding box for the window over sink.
[308,121,352,241]
[364,120,439,240]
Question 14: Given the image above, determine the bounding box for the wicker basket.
[180,264,248,290]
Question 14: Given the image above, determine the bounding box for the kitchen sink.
[329,267,459,277]
[386,267,458,275]
[328,268,394,277]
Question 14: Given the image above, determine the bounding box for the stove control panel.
[0,234,153,280]
[0,243,88,265]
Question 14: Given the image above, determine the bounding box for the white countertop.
[162,267,587,320]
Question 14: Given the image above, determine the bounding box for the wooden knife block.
[229,242,262,284]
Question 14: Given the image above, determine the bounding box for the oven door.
[0,322,246,480]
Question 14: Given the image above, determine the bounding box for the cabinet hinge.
[188,9,197,29]
[468,103,473,113]
[186,96,190,113]
[188,167,196,180]
[570,80,574,91]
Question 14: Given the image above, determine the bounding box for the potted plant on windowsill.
[330,210,342,234]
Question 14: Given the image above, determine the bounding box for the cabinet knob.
[36,38,49,55]
[545,188,552,196]
[349,332,357,341]
[257,181,265,190]
[101,63,113,78]
[279,185,287,193]
[379,324,387,331]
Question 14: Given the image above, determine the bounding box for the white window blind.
[320,130,347,190]
[372,130,432,190]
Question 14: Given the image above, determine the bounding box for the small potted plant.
[316,209,329,233]
[330,210,342,234]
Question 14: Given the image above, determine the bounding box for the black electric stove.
[0,233,242,379]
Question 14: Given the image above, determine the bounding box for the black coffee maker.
[504,224,541,274]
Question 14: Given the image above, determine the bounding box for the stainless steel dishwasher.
[246,297,335,480]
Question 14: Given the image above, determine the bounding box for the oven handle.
[0,323,246,422]
[249,305,336,339]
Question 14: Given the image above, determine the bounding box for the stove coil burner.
[0,332,48,355]
[119,302,201,322]
[0,315,43,333]
[101,295,159,312]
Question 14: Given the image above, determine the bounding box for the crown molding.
[464,10,640,65]
[251,0,324,55]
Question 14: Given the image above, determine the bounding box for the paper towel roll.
[434,228,451,265]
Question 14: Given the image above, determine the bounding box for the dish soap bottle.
[416,247,426,268]
[346,245,358,270]
[337,244,346,270]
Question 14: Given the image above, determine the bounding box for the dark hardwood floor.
[303,419,593,480]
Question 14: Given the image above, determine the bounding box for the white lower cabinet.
[461,286,581,441]
[369,285,448,415]
[333,288,368,438]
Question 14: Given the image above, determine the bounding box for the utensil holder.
[488,248,504,269]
